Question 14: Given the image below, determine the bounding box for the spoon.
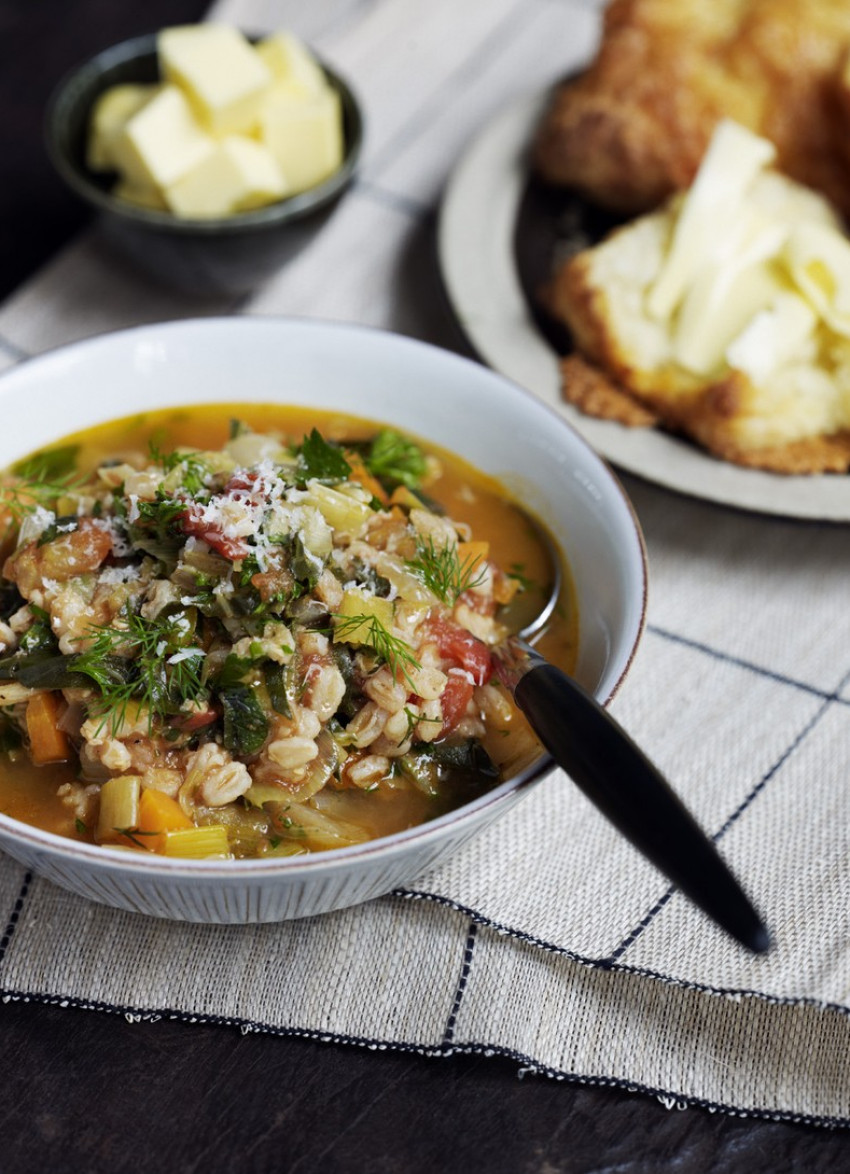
[494,523,771,955]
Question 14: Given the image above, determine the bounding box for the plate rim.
[437,88,850,523]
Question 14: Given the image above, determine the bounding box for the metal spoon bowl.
[495,518,770,954]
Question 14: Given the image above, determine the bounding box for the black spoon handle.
[513,660,771,954]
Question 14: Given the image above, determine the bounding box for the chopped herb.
[508,562,536,593]
[406,536,486,604]
[12,444,79,483]
[73,608,208,734]
[332,611,421,688]
[402,705,441,743]
[296,429,352,485]
[113,826,158,849]
[0,460,86,523]
[128,493,188,561]
[75,818,87,836]
[363,429,426,491]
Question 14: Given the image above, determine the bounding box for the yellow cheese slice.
[165,135,287,218]
[726,293,817,384]
[87,84,159,171]
[259,87,343,194]
[784,222,850,339]
[158,24,272,136]
[673,209,789,375]
[111,84,215,189]
[648,120,776,321]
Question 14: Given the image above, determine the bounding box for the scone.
[547,121,850,473]
[533,0,850,221]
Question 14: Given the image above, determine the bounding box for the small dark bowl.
[45,32,363,297]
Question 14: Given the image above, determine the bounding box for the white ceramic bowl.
[0,319,647,922]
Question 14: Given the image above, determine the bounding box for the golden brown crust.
[534,0,850,219]
[560,354,659,426]
[559,355,850,474]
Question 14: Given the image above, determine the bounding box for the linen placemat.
[1,0,850,1127]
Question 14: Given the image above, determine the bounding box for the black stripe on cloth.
[443,920,477,1047]
[0,870,32,967]
[648,624,850,705]
[608,660,850,960]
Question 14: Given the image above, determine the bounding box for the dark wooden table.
[0,3,848,1169]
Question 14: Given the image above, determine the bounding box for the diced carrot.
[456,541,490,573]
[137,787,193,853]
[346,454,389,504]
[389,486,421,511]
[25,692,71,765]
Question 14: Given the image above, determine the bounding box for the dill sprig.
[332,612,421,687]
[405,537,486,605]
[1,446,88,523]
[74,609,207,735]
[0,470,87,523]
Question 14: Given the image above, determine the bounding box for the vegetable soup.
[0,405,577,858]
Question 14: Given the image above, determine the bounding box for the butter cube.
[87,84,159,171]
[259,87,344,194]
[112,84,215,189]
[158,25,272,135]
[255,31,327,98]
[165,135,287,218]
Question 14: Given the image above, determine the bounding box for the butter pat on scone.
[550,120,850,472]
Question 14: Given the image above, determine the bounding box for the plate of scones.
[439,0,850,520]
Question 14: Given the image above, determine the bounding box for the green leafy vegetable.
[363,430,426,491]
[220,687,269,756]
[18,606,57,656]
[296,429,352,485]
[418,739,499,780]
[265,661,293,718]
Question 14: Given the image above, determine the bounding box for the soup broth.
[0,404,577,857]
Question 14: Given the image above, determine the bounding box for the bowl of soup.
[0,319,646,922]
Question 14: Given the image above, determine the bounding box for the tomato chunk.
[439,670,475,735]
[181,504,249,561]
[428,616,492,685]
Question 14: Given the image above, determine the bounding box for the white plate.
[437,91,850,521]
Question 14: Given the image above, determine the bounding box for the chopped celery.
[97,775,141,842]
[161,825,230,858]
[303,482,372,532]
